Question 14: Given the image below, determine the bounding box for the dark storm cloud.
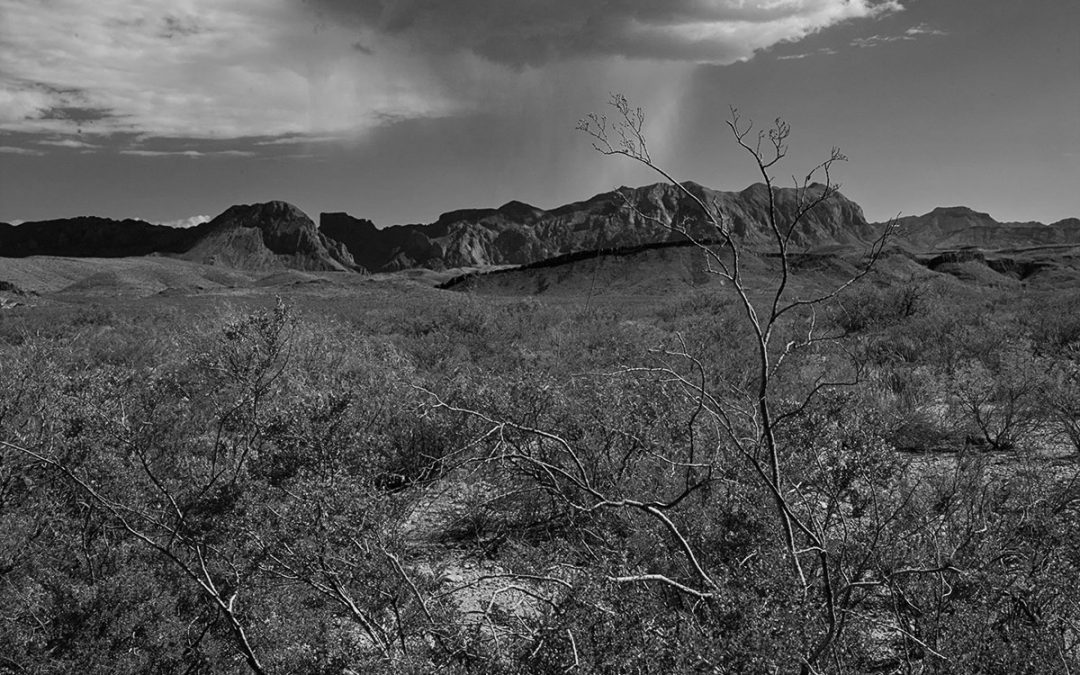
[307,0,903,66]
[0,0,904,142]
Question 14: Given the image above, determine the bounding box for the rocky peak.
[927,206,986,217]
[496,200,546,223]
[210,201,311,236]
[185,201,357,271]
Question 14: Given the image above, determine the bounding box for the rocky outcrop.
[321,182,879,272]
[0,280,27,294]
[927,249,986,269]
[183,201,357,272]
[320,214,428,271]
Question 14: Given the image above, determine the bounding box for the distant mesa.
[891,206,1080,251]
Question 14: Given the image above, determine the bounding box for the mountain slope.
[0,217,194,257]
[889,207,1080,251]
[1,202,357,273]
[183,201,357,272]
[0,203,357,273]
[6,187,1077,279]
[322,182,878,272]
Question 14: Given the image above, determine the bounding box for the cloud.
[0,145,43,155]
[777,47,839,61]
[0,0,455,139]
[0,0,904,142]
[312,0,903,66]
[37,138,102,149]
[119,149,256,158]
[156,215,211,228]
[905,23,948,37]
[853,22,947,47]
[253,135,343,146]
[851,34,900,47]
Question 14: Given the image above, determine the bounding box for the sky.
[0,0,1077,227]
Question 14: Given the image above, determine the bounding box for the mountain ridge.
[321,181,879,272]
[887,206,1080,251]
[3,184,1077,275]
[1,202,357,272]
[0,217,193,258]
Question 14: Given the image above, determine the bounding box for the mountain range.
[0,201,354,272]
[891,206,1080,251]
[320,182,877,272]
[2,183,1077,276]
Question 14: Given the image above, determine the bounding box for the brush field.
[2,248,1079,673]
